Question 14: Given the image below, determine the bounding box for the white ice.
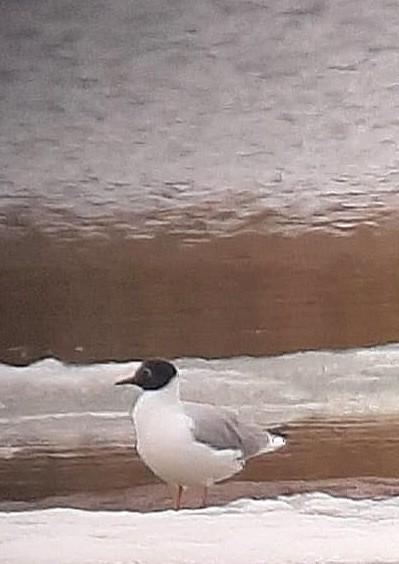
[3,345,399,452]
[2,493,399,564]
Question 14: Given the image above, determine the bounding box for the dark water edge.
[1,222,399,365]
[2,417,399,508]
[5,479,399,514]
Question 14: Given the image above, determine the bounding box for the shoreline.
[2,224,399,365]
[5,478,399,514]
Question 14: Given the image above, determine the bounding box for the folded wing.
[183,401,285,460]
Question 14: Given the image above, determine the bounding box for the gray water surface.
[2,0,399,238]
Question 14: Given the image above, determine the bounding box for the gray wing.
[182,401,278,460]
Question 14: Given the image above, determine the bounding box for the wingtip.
[262,432,286,454]
[270,433,286,449]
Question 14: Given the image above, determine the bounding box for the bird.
[115,358,286,510]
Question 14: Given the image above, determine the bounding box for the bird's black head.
[115,358,177,390]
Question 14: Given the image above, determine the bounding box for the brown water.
[2,0,399,364]
[2,225,399,364]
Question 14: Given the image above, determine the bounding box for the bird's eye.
[142,367,152,378]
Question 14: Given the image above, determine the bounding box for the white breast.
[133,390,194,459]
[132,382,243,487]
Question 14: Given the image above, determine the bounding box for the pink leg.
[173,484,183,510]
[200,485,208,508]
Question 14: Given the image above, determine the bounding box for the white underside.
[132,382,244,487]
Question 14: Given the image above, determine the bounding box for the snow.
[1,494,399,563]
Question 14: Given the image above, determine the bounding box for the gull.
[116,358,286,509]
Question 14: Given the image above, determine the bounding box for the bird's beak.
[115,374,138,386]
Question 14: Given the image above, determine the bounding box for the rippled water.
[2,0,399,239]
